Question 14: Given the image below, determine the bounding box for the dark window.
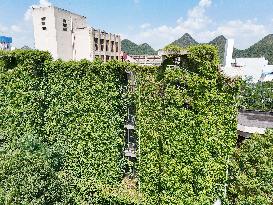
[41,17,46,30]
[111,41,114,52]
[100,39,104,51]
[63,19,68,31]
[116,42,119,52]
[106,40,109,51]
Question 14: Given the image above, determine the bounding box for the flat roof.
[32,5,87,19]
[238,110,273,129]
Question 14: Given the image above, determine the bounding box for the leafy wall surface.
[0,47,241,204]
[0,51,132,204]
[134,45,240,204]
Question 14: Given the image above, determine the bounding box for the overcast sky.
[1,0,273,49]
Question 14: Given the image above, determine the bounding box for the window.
[100,39,104,51]
[115,42,119,52]
[106,40,109,51]
[63,19,68,31]
[111,41,114,52]
[41,17,46,31]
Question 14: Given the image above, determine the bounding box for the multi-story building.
[32,6,121,61]
[0,36,12,51]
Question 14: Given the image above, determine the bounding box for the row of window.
[94,38,119,52]
[41,17,68,31]
[95,55,119,61]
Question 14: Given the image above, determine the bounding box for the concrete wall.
[53,7,87,61]
[74,28,92,61]
[32,6,58,59]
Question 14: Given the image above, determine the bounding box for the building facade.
[32,6,121,61]
[0,36,12,51]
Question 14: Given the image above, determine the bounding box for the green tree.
[239,79,273,111]
[228,130,273,204]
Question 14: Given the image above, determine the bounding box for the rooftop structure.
[123,53,162,66]
[32,6,121,61]
[0,35,12,51]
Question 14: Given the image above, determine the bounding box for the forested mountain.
[209,35,227,63]
[233,34,273,64]
[121,39,157,55]
[170,33,198,47]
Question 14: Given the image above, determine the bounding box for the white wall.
[74,28,92,61]
[32,6,58,59]
[53,7,88,61]
[236,58,268,82]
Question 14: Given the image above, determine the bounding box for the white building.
[32,6,121,61]
[222,39,273,82]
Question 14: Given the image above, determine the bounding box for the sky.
[1,0,273,50]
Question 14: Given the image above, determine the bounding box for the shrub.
[228,130,273,204]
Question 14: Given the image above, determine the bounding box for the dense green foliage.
[239,80,273,111]
[134,45,239,204]
[234,34,273,64]
[4,47,271,204]
[0,50,135,204]
[228,130,273,204]
[121,39,157,55]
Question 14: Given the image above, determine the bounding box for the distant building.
[0,36,12,51]
[32,6,121,61]
[222,39,273,82]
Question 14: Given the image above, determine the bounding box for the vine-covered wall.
[0,46,241,204]
[135,45,240,204]
[0,50,132,204]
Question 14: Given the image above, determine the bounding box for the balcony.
[124,143,137,158]
[124,114,135,130]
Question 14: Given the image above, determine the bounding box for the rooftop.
[238,110,273,129]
